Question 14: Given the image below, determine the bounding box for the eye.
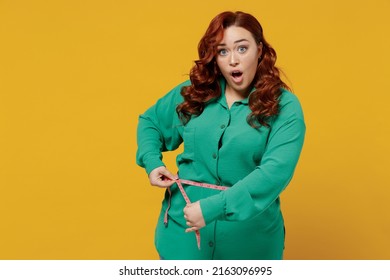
[237,46,248,53]
[218,49,228,56]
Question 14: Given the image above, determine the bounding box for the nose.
[229,52,239,66]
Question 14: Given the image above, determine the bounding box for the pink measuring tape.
[163,177,229,249]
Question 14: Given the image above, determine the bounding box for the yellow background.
[1,0,389,259]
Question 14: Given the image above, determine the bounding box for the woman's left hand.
[183,201,205,232]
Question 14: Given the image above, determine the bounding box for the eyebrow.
[217,39,249,46]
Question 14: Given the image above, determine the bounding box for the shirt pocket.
[177,127,196,163]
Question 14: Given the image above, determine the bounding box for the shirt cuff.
[200,192,226,224]
[144,158,165,175]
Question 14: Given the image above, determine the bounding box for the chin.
[234,85,248,93]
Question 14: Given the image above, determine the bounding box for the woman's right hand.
[148,166,177,188]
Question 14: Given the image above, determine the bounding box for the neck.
[225,86,248,108]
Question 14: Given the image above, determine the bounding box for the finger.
[152,180,175,188]
[183,205,190,215]
[160,168,176,181]
[148,167,176,186]
[152,175,176,188]
[185,227,198,233]
[183,203,192,210]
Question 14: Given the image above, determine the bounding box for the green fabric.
[136,78,305,259]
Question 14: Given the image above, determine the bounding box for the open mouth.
[231,71,243,78]
[231,70,243,83]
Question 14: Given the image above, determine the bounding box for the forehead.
[219,26,256,44]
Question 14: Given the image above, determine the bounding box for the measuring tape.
[163,177,229,249]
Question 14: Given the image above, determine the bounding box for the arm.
[136,81,190,178]
[200,93,306,223]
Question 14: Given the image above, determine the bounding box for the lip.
[230,70,243,84]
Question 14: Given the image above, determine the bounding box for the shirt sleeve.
[136,81,190,175]
[200,92,306,223]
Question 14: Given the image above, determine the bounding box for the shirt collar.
[217,77,255,106]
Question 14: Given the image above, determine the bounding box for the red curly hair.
[176,11,290,127]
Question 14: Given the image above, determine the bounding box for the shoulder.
[167,79,192,95]
[155,80,191,105]
[278,88,304,120]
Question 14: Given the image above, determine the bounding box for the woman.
[136,11,305,260]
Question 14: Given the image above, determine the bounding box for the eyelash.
[217,46,248,56]
[238,46,247,53]
[218,49,228,56]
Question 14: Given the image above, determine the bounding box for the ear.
[257,42,263,59]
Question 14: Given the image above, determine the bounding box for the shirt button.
[212,153,217,159]
[208,241,214,247]
[220,124,225,129]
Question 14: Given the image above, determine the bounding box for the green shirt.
[136,78,305,259]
